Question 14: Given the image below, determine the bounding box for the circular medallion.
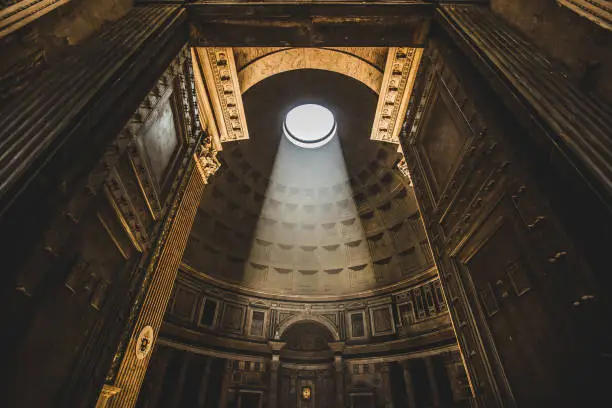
[135,325,154,360]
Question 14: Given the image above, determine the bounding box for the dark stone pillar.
[334,356,345,408]
[142,347,174,408]
[400,360,417,408]
[197,357,214,407]
[379,363,394,408]
[425,357,440,408]
[268,356,280,408]
[169,353,192,408]
[218,360,232,408]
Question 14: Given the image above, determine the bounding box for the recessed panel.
[142,100,179,183]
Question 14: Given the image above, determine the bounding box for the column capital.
[195,137,221,183]
[95,385,121,408]
[267,340,286,354]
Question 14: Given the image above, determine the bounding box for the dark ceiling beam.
[184,2,436,46]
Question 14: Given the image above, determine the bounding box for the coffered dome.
[183,69,433,298]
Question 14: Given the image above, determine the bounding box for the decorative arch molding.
[193,46,422,148]
[238,48,384,95]
[277,314,341,341]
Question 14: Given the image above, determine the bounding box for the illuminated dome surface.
[284,104,336,149]
[183,70,432,298]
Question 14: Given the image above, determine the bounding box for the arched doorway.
[278,322,337,408]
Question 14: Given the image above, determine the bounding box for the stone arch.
[277,314,341,341]
[238,48,383,95]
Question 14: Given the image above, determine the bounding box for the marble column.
[379,363,394,408]
[169,353,192,408]
[425,357,440,408]
[334,356,346,408]
[144,347,174,408]
[400,360,417,408]
[268,355,281,408]
[329,342,346,408]
[218,360,233,408]
[197,357,214,407]
[267,340,285,408]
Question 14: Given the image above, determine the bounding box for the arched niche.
[277,314,341,342]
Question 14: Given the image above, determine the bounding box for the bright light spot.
[284,104,336,149]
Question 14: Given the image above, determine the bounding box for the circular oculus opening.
[284,104,336,149]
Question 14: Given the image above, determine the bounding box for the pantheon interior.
[1,1,612,407]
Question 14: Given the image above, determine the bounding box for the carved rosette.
[194,47,249,142]
[371,47,423,144]
[195,137,221,183]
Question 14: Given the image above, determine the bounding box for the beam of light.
[243,104,372,295]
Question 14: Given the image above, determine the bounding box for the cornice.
[180,261,438,303]
[158,324,456,362]
[371,47,423,144]
[194,47,249,143]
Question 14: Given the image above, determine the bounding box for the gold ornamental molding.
[557,0,612,31]
[371,47,423,144]
[193,47,249,143]
[191,48,223,152]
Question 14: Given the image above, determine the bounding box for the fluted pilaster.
[99,155,213,408]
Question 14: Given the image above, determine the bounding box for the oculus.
[284,104,336,149]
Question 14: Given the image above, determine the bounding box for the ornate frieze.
[557,0,612,31]
[194,47,249,143]
[371,47,423,144]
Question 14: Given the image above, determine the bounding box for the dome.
[183,69,433,298]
